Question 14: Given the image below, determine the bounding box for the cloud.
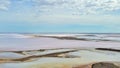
[0,0,10,10]
[1,0,120,15]
[32,0,120,15]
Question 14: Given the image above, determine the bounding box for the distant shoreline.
[1,32,120,34]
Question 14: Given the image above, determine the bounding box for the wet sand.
[0,49,120,68]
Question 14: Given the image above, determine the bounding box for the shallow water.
[0,34,120,51]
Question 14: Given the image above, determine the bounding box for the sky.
[0,0,120,33]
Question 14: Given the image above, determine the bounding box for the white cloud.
[0,0,10,10]
[1,0,120,15]
[32,0,120,15]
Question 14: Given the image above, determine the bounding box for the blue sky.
[0,0,120,33]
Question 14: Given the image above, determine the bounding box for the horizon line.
[0,32,120,34]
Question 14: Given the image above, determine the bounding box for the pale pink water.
[0,37,120,51]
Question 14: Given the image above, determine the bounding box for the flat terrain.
[0,34,120,68]
[0,34,120,51]
[0,48,120,68]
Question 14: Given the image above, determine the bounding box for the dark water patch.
[96,48,120,52]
